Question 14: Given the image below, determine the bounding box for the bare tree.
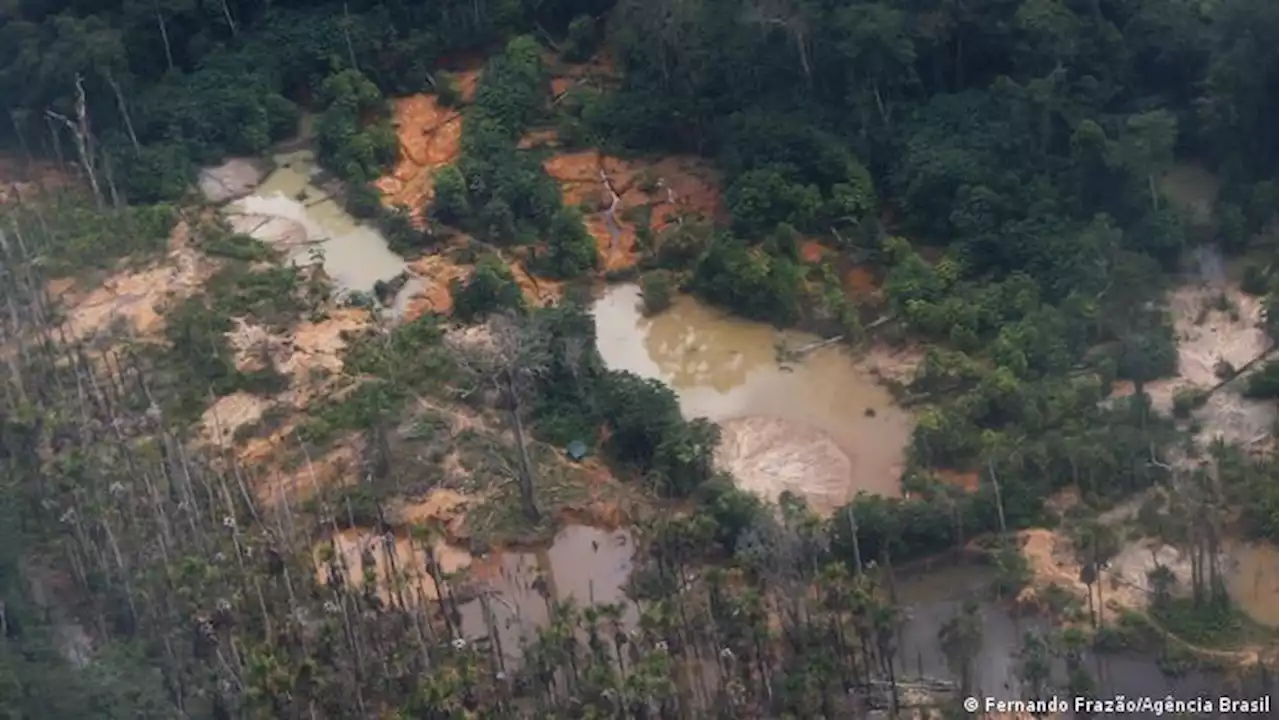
[448,311,551,523]
[45,74,104,208]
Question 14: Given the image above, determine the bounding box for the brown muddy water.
[592,283,913,514]
[313,524,636,662]
[225,149,425,314]
[893,563,1273,706]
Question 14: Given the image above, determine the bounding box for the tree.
[938,599,983,697]
[539,207,598,278]
[451,254,525,322]
[1114,110,1177,209]
[431,165,471,225]
[448,311,552,524]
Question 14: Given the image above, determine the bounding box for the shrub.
[640,271,674,316]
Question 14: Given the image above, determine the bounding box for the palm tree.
[938,599,983,697]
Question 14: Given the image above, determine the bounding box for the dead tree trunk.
[154,0,176,73]
[104,71,141,155]
[506,370,541,524]
[45,74,103,208]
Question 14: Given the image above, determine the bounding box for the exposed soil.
[200,391,270,445]
[313,528,474,605]
[714,416,856,516]
[542,148,722,272]
[198,158,268,203]
[402,253,471,319]
[860,343,926,388]
[52,219,214,343]
[0,155,75,205]
[545,51,619,100]
[933,468,981,494]
[1015,527,1190,621]
[373,69,480,224]
[1109,281,1274,446]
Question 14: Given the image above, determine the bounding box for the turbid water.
[592,283,913,513]
[314,524,636,662]
[226,149,424,311]
[892,563,1273,705]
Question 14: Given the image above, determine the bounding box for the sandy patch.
[199,158,267,203]
[714,416,855,516]
[1016,527,1193,620]
[1166,284,1269,389]
[1109,282,1273,435]
[225,213,309,249]
[861,344,926,387]
[260,434,361,504]
[200,391,270,445]
[53,220,213,342]
[313,529,474,604]
[225,308,371,385]
[1223,541,1280,628]
[403,254,471,319]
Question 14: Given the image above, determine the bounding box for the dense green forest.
[0,0,1277,716]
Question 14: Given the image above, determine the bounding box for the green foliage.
[536,207,598,278]
[11,200,176,276]
[563,16,599,63]
[598,370,719,496]
[691,235,803,326]
[151,292,288,424]
[450,254,526,323]
[640,271,675,316]
[315,69,397,186]
[1243,360,1279,399]
[1151,597,1264,649]
[200,231,276,263]
[1172,387,1209,418]
[430,165,471,225]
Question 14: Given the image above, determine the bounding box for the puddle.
[313,524,636,661]
[1224,541,1279,628]
[893,564,1237,702]
[592,284,913,512]
[226,149,418,307]
[461,525,636,655]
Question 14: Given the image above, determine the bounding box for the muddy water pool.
[226,149,424,313]
[591,283,913,513]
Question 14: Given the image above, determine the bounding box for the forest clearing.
[0,0,1276,717]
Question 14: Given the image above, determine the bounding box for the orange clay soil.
[374,68,481,225]
[0,155,75,205]
[542,147,722,272]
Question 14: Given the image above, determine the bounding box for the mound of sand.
[199,158,267,203]
[714,416,854,516]
[225,213,309,249]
